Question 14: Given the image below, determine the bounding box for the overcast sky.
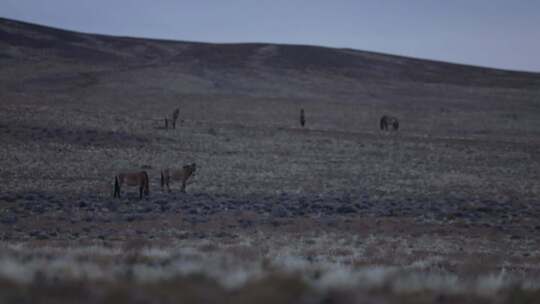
[1,0,539,72]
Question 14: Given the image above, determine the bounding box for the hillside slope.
[1,17,539,138]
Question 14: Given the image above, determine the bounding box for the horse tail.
[114,176,120,198]
[142,171,150,195]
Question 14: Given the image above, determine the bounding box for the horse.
[300,108,306,127]
[113,171,150,199]
[380,115,399,131]
[172,108,180,129]
[161,163,196,193]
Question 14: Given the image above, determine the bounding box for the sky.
[1,0,539,72]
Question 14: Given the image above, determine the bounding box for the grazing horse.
[113,171,150,199]
[380,115,399,131]
[161,163,196,193]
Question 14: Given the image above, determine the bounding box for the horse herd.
[113,112,398,199]
[113,163,196,199]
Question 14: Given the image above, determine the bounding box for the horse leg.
[114,177,120,198]
[114,186,121,198]
[181,180,186,193]
[139,186,143,199]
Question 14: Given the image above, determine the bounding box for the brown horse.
[161,163,196,193]
[113,171,150,199]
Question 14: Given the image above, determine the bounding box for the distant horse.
[113,171,150,199]
[161,163,196,193]
[380,115,399,131]
[172,108,180,129]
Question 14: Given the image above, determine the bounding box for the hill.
[2,17,540,140]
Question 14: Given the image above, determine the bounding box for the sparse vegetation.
[0,236,539,303]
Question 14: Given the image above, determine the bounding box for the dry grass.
[1,97,539,202]
[0,233,539,303]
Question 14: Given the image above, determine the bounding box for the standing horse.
[300,108,306,127]
[380,115,399,131]
[161,163,196,193]
[113,171,150,199]
[172,108,180,129]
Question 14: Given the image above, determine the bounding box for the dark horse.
[300,108,306,127]
[380,115,399,131]
[161,163,196,193]
[113,171,150,199]
[172,108,180,129]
